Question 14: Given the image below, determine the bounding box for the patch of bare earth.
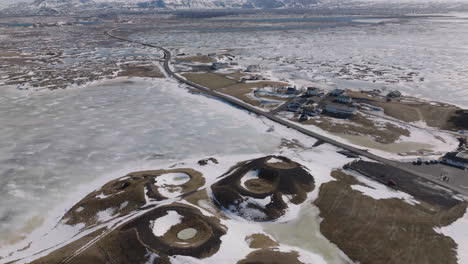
[301,113,409,144]
[237,249,305,264]
[182,72,238,89]
[0,24,168,90]
[117,64,164,78]
[224,71,250,81]
[182,71,288,107]
[314,170,468,264]
[279,138,305,149]
[368,99,468,131]
[246,234,279,249]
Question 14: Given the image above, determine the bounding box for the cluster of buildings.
[211,62,230,70]
[441,151,468,169]
[241,75,265,82]
[286,88,357,120]
[206,55,402,124]
[278,86,300,95]
[321,89,357,118]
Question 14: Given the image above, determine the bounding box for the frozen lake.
[0,78,280,247]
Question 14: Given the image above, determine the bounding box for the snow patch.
[267,157,284,164]
[96,208,116,223]
[150,210,183,237]
[240,169,260,189]
[155,173,191,186]
[435,208,468,264]
[349,171,419,205]
[119,201,129,210]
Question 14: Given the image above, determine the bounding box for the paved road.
[106,29,468,198]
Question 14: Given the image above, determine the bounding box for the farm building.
[323,103,356,118]
[211,62,229,70]
[302,105,320,117]
[286,87,297,95]
[287,103,301,112]
[441,151,468,169]
[245,65,260,72]
[306,87,321,97]
[334,96,353,104]
[387,90,402,98]
[329,89,345,97]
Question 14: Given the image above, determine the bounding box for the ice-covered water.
[263,203,350,264]
[142,14,468,107]
[0,78,280,247]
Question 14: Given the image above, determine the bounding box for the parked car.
[299,113,309,122]
[387,180,397,187]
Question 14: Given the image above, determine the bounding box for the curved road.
[106,29,468,198]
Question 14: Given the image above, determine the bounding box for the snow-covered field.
[144,13,468,108]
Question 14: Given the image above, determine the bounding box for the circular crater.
[96,174,147,198]
[156,173,191,185]
[243,178,277,194]
[211,156,315,221]
[158,215,211,249]
[141,169,205,200]
[62,174,149,227]
[264,156,299,170]
[122,204,225,258]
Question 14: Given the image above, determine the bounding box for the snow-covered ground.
[1,13,468,264]
[0,148,355,264]
[0,74,424,263]
[145,14,468,108]
[0,77,281,249]
[435,208,468,264]
[151,210,183,237]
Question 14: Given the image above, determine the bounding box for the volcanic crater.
[211,156,315,221]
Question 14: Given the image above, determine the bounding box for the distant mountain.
[2,0,468,14]
[20,0,323,9]
[321,0,468,8]
[2,0,320,13]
